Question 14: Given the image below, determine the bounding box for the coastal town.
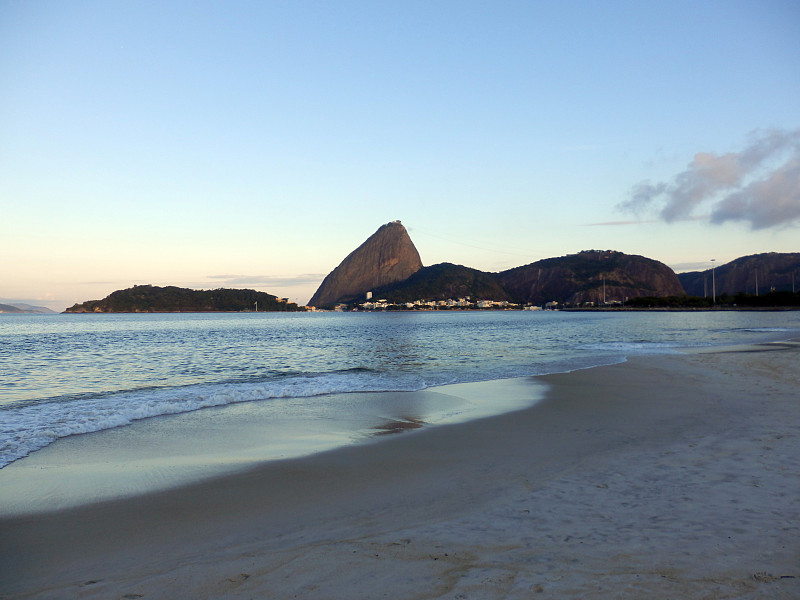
[320,294,545,311]
[356,296,525,311]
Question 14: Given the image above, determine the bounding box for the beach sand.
[1,341,798,599]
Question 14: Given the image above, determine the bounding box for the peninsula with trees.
[65,285,304,313]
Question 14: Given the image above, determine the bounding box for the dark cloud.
[619,129,800,229]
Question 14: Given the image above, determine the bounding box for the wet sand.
[1,341,799,599]
[0,378,544,515]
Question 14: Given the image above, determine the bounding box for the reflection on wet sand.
[372,416,426,435]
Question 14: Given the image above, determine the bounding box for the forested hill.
[367,263,511,304]
[678,252,800,297]
[496,250,685,305]
[65,285,305,313]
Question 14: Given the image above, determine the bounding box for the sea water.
[1,310,799,470]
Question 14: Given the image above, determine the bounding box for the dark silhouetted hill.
[367,263,511,303]
[678,253,800,297]
[497,250,685,305]
[65,285,305,313]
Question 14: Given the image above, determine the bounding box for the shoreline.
[0,377,548,515]
[2,304,797,316]
[1,341,799,598]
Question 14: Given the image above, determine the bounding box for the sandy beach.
[1,341,799,599]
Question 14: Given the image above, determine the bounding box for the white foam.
[578,341,689,353]
[0,371,429,469]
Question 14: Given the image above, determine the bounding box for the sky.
[2,0,799,310]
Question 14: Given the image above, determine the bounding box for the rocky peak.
[309,221,423,307]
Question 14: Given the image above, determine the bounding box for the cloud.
[204,274,325,288]
[710,157,800,229]
[586,219,656,226]
[619,128,800,229]
[586,216,706,226]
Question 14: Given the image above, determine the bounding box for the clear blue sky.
[2,0,799,309]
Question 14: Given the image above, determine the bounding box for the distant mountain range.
[56,223,800,312]
[310,222,699,308]
[0,303,57,314]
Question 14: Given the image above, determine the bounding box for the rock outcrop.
[308,221,423,307]
[497,250,685,305]
[678,252,800,296]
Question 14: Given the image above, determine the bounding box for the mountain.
[496,250,685,305]
[308,221,423,307]
[678,253,800,297]
[0,303,56,314]
[65,285,305,313]
[367,263,511,303]
[311,224,692,308]
[0,303,24,313]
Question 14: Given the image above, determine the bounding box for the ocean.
[1,310,799,471]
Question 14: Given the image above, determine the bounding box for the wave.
[6,313,796,469]
[1,354,618,469]
[0,369,429,469]
[577,341,694,353]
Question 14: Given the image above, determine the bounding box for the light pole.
[710,259,716,305]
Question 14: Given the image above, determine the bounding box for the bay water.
[2,310,799,472]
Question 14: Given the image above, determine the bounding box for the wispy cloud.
[204,274,325,288]
[586,219,651,226]
[586,216,705,226]
[619,128,800,229]
[78,279,148,286]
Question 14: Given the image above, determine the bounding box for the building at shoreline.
[355,297,526,311]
